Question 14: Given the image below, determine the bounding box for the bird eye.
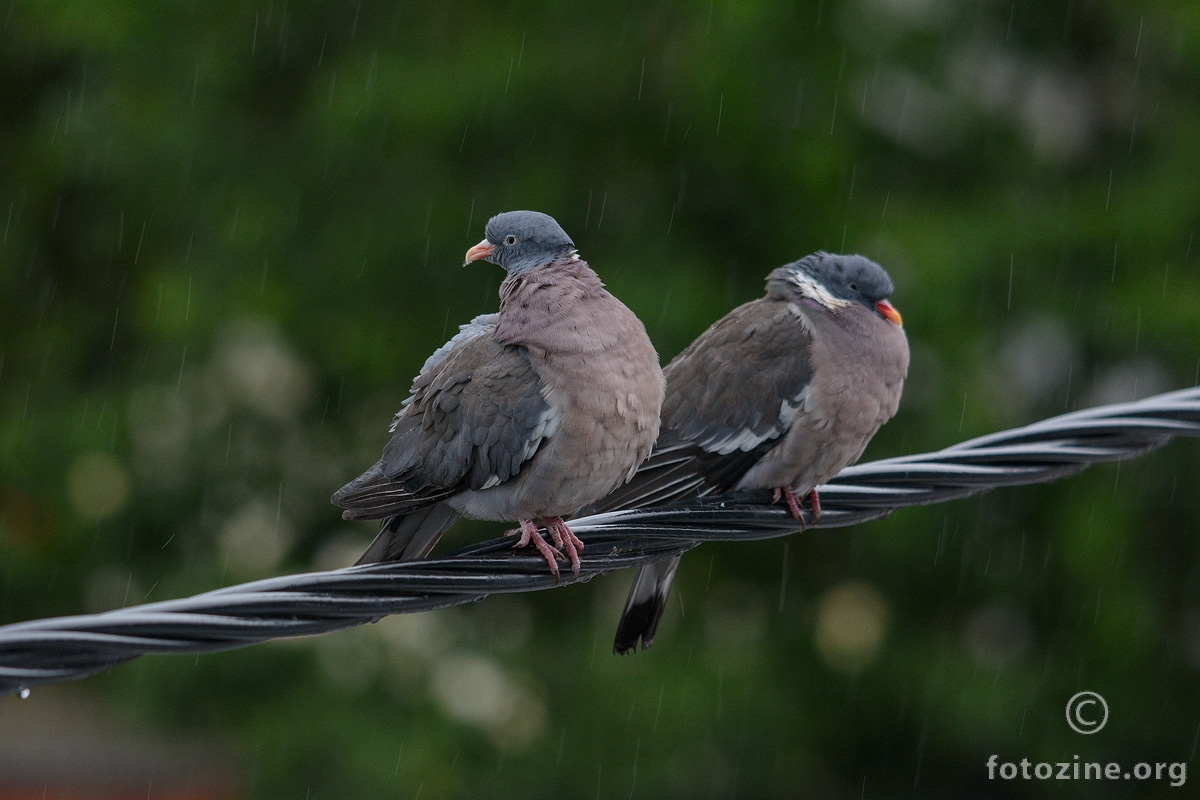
[504,235,518,246]
[848,282,859,292]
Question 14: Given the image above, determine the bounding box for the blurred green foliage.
[2,0,1199,797]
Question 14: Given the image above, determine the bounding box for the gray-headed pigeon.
[592,252,909,652]
[334,211,665,579]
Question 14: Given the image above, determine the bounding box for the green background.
[2,1,1199,797]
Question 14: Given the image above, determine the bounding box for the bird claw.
[771,487,821,528]
[544,516,584,577]
[506,518,584,581]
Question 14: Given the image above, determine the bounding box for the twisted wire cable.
[2,386,1198,696]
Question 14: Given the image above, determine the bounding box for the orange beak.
[876,300,903,327]
[463,238,496,266]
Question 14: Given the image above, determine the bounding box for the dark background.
[1,1,1199,797]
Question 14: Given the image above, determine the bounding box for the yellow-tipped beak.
[463,239,495,266]
[876,300,903,327]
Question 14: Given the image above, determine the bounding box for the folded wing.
[333,314,557,521]
[595,297,814,512]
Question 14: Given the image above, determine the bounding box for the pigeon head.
[768,252,903,326]
[463,210,577,275]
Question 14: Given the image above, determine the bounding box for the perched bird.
[333,210,665,579]
[593,252,909,653]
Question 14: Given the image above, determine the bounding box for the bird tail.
[354,503,463,565]
[613,554,680,655]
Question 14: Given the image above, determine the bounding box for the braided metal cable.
[2,386,1198,696]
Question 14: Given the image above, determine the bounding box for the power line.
[1,387,1198,696]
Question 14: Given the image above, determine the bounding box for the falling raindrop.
[18,687,30,699]
[778,541,790,612]
[134,220,146,264]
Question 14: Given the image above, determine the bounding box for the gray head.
[463,210,577,274]
[767,252,903,326]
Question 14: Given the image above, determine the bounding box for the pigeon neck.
[494,259,617,353]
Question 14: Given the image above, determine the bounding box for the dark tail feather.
[354,503,462,565]
[613,555,680,655]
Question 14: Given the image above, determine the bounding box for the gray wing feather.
[353,504,463,565]
[333,316,554,519]
[404,313,498,406]
[594,297,814,514]
[661,298,814,456]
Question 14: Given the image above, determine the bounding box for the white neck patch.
[788,270,853,310]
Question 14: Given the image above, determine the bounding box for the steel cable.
[1,386,1198,695]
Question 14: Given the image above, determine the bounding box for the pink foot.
[506,519,564,581]
[808,489,822,523]
[544,516,584,577]
[772,486,805,522]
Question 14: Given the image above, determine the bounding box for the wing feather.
[333,316,555,520]
[592,298,814,512]
[661,298,815,456]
